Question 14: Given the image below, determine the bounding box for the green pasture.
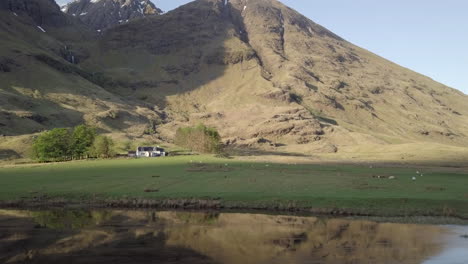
[0,156,467,217]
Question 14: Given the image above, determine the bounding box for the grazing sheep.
[389,176,396,180]
[412,177,417,181]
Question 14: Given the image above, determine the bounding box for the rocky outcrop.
[62,0,163,30]
[1,0,67,26]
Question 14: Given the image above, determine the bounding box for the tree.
[71,125,96,159]
[32,128,72,162]
[174,124,222,153]
[91,135,115,158]
[122,140,133,151]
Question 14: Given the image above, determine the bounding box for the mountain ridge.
[62,0,163,30]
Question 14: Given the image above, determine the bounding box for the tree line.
[33,123,222,162]
[32,125,114,162]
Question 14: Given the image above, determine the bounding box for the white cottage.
[136,146,167,157]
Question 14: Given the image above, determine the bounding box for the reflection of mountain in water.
[159,212,445,264]
[0,210,445,264]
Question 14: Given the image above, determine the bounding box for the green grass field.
[0,156,467,218]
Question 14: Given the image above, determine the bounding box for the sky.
[57,0,468,94]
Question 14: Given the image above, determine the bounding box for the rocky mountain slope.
[62,0,163,31]
[1,0,467,160]
[2,0,70,27]
[89,0,468,152]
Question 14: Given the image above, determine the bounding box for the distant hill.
[62,0,163,31]
[1,0,467,161]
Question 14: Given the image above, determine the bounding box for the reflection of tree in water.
[0,210,445,264]
[31,210,113,229]
[0,210,220,264]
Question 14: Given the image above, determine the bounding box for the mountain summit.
[62,0,162,30]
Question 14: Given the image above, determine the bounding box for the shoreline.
[1,197,467,224]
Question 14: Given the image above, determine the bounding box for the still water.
[0,209,467,264]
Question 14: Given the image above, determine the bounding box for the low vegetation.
[0,156,467,219]
[174,124,222,154]
[32,125,114,162]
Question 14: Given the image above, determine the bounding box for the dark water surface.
[0,209,467,264]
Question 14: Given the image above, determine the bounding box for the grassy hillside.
[1,156,467,218]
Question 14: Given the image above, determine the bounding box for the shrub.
[174,124,222,153]
[143,120,158,135]
[32,128,72,162]
[90,135,115,158]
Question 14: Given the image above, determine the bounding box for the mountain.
[1,0,468,161]
[90,0,468,154]
[62,0,163,31]
[0,0,160,157]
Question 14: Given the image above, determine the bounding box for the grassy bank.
[0,156,467,218]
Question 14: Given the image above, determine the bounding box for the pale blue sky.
[57,0,468,94]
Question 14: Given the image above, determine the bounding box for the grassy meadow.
[0,155,467,218]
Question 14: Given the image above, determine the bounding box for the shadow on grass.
[0,149,20,160]
[226,147,310,157]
